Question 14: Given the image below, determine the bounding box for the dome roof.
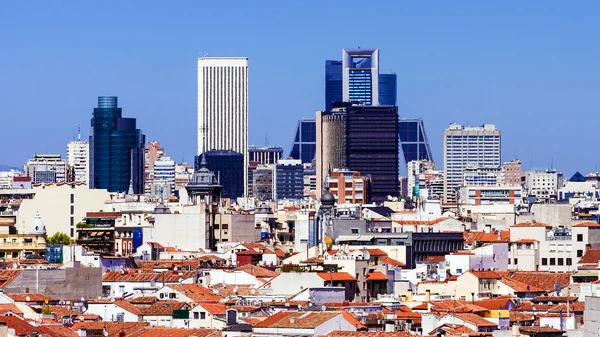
[256,202,273,215]
[30,212,47,235]
[321,191,335,206]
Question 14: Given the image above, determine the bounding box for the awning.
[572,270,598,278]
[90,232,99,237]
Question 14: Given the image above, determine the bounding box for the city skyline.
[2,2,600,176]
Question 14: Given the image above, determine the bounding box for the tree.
[47,232,71,245]
[41,306,52,315]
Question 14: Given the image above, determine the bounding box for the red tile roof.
[114,300,143,315]
[366,271,388,281]
[429,323,476,336]
[0,270,21,287]
[255,310,364,329]
[499,277,544,293]
[423,255,446,263]
[210,283,256,298]
[132,328,222,337]
[302,257,324,264]
[381,257,406,267]
[473,298,513,311]
[572,222,600,227]
[548,302,585,313]
[520,326,565,334]
[452,313,497,327]
[129,296,158,305]
[197,303,227,315]
[497,271,571,292]
[394,217,448,225]
[71,322,149,337]
[469,270,501,279]
[366,248,388,257]
[578,249,600,264]
[235,264,279,278]
[464,230,510,244]
[317,272,357,282]
[168,284,222,303]
[139,301,189,316]
[0,316,47,336]
[512,222,553,228]
[512,239,538,243]
[327,331,412,337]
[6,293,56,303]
[40,324,79,337]
[0,304,22,316]
[274,249,287,258]
[510,311,534,322]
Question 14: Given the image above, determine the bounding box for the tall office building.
[196,150,244,200]
[90,96,145,194]
[152,156,175,196]
[378,73,397,106]
[443,123,501,203]
[24,154,67,183]
[325,60,343,111]
[398,119,433,166]
[67,139,89,183]
[326,49,396,110]
[289,119,316,164]
[275,159,304,201]
[342,48,379,105]
[316,103,399,202]
[197,57,248,195]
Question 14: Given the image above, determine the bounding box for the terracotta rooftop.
[6,293,56,303]
[423,255,446,263]
[210,283,256,298]
[429,323,476,336]
[317,272,357,282]
[197,303,227,315]
[464,230,510,244]
[394,217,448,225]
[512,222,553,228]
[129,296,158,305]
[531,296,578,303]
[235,264,279,278]
[255,310,364,329]
[168,283,222,303]
[520,326,565,334]
[451,312,497,327]
[512,239,538,243]
[302,257,324,264]
[40,324,79,337]
[71,322,149,337]
[366,271,388,281]
[548,302,586,313]
[578,249,600,264]
[510,311,534,322]
[499,277,545,293]
[139,301,189,316]
[0,270,21,287]
[326,331,413,337]
[0,304,22,316]
[572,221,600,227]
[469,270,501,279]
[115,300,143,315]
[473,298,514,311]
[365,248,388,257]
[381,257,406,267]
[497,271,571,292]
[132,328,222,337]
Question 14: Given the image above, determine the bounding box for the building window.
[577,250,584,257]
[566,258,572,266]
[70,228,74,237]
[222,224,229,230]
[70,194,74,203]
[70,205,74,215]
[119,285,125,294]
[577,234,583,242]
[193,312,199,319]
[200,312,206,320]
[542,258,547,265]
[214,224,219,230]
[550,258,556,266]
[351,228,359,234]
[70,217,74,227]
[557,258,564,266]
[513,258,518,265]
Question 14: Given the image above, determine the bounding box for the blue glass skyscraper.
[379,73,397,106]
[325,60,343,112]
[289,119,316,164]
[90,96,145,194]
[195,150,244,200]
[398,119,433,165]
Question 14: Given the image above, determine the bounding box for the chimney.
[407,289,413,302]
[425,289,430,303]
[586,244,592,253]
[497,230,502,241]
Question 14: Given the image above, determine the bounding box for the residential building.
[144,141,164,194]
[524,169,562,203]
[275,159,303,200]
[197,150,244,200]
[316,104,399,202]
[24,154,67,183]
[378,73,397,106]
[503,159,522,186]
[443,124,501,203]
[303,163,317,199]
[214,213,259,244]
[249,146,283,165]
[399,119,433,166]
[174,163,193,191]
[289,119,316,164]
[0,170,21,189]
[407,160,435,199]
[253,310,363,337]
[67,140,89,183]
[325,168,371,204]
[197,57,248,195]
[152,156,175,197]
[90,96,145,194]
[459,185,523,206]
[0,212,47,260]
[558,171,599,202]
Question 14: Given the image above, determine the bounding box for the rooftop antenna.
[78,125,81,141]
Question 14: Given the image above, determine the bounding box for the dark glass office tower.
[379,73,397,106]
[195,150,244,200]
[275,160,304,200]
[90,96,145,194]
[398,119,433,165]
[289,119,316,164]
[345,105,399,202]
[325,60,343,111]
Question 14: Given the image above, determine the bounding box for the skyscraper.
[275,159,304,201]
[90,96,145,194]
[316,103,399,202]
[378,73,397,106]
[197,57,248,195]
[289,119,316,164]
[398,119,433,166]
[342,48,379,106]
[443,123,501,203]
[325,60,343,111]
[196,150,244,200]
[67,139,89,183]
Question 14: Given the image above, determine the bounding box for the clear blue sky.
[2,2,599,176]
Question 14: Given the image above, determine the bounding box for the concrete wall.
[584,296,600,337]
[4,267,102,300]
[18,185,110,238]
[143,206,206,251]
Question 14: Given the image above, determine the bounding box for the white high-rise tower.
[197,57,248,195]
[67,129,89,183]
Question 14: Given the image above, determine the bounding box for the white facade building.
[525,169,562,202]
[152,156,175,196]
[407,160,435,198]
[198,57,248,195]
[443,124,501,203]
[67,140,89,183]
[0,170,21,189]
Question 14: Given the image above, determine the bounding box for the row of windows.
[540,257,572,266]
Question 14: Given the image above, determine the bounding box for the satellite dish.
[81,297,85,302]
[25,296,30,302]
[298,304,302,310]
[321,305,326,311]
[377,228,383,233]
[362,250,371,260]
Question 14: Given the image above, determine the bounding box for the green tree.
[47,232,71,245]
[41,306,52,315]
